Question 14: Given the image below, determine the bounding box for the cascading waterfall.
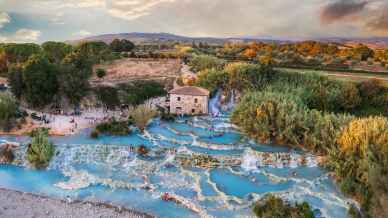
[209,90,221,117]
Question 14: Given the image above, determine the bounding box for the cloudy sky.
[0,0,387,43]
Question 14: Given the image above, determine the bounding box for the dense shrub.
[96,68,106,78]
[93,118,131,137]
[329,117,388,218]
[195,62,276,93]
[195,68,229,92]
[252,194,314,218]
[231,90,352,153]
[27,128,55,169]
[118,80,166,106]
[0,92,18,131]
[189,54,225,72]
[94,86,120,109]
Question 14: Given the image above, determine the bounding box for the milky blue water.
[0,114,351,218]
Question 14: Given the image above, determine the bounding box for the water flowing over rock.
[0,112,354,218]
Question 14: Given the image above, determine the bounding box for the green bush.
[94,118,131,136]
[94,86,120,109]
[252,194,314,218]
[96,68,106,78]
[27,128,55,169]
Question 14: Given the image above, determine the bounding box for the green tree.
[42,41,72,63]
[95,86,120,109]
[75,41,110,64]
[0,92,18,131]
[7,65,24,99]
[27,128,55,169]
[110,39,135,52]
[22,55,58,108]
[0,43,42,64]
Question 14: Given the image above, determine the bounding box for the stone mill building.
[168,86,210,115]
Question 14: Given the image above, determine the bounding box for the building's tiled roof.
[169,86,210,96]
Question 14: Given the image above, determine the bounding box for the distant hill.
[69,32,286,45]
[70,32,388,48]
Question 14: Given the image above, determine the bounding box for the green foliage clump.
[96,68,106,78]
[195,68,229,92]
[95,86,120,109]
[95,80,166,109]
[110,39,135,52]
[75,41,112,64]
[0,92,18,131]
[27,128,55,169]
[328,117,388,217]
[252,194,314,218]
[195,62,276,93]
[189,54,225,72]
[42,41,72,63]
[231,90,352,153]
[118,80,167,106]
[93,118,131,137]
[21,55,59,108]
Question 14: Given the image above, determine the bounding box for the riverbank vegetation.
[91,118,132,138]
[252,194,314,218]
[26,128,55,169]
[190,54,388,217]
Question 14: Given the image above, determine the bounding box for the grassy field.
[278,67,388,87]
[91,58,182,86]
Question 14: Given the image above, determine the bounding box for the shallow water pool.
[0,115,351,218]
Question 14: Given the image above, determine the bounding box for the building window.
[194,98,198,103]
[192,109,195,113]
[177,97,181,101]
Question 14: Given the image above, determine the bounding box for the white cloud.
[59,0,105,8]
[73,30,92,37]
[0,29,41,43]
[107,0,176,21]
[0,12,10,28]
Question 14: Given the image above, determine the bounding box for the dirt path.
[0,188,153,218]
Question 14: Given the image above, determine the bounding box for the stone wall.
[169,94,208,115]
